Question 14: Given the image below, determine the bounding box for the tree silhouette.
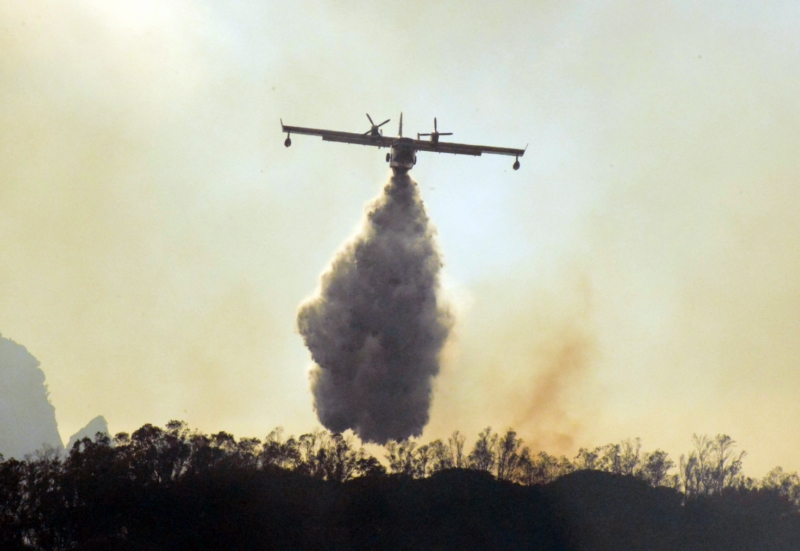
[447,430,467,469]
[294,429,382,481]
[760,466,800,508]
[639,449,676,488]
[467,427,498,472]
[0,422,798,550]
[679,434,746,499]
[495,430,524,482]
[385,438,420,477]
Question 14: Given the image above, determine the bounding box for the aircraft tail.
[399,112,403,137]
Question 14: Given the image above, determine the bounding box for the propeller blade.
[377,119,390,128]
[366,113,374,125]
[434,117,438,132]
[418,133,432,137]
[440,132,453,136]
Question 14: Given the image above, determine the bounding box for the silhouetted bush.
[1,422,799,550]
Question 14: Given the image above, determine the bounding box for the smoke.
[424,269,597,456]
[509,277,595,453]
[0,335,63,458]
[297,174,453,444]
[513,323,594,453]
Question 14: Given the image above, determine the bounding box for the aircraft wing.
[411,138,525,158]
[281,122,391,148]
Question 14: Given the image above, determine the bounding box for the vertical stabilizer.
[399,112,403,137]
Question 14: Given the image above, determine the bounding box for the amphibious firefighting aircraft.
[280,113,526,173]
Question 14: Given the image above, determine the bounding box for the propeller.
[417,117,453,143]
[364,114,391,136]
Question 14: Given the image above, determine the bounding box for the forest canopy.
[2,422,799,550]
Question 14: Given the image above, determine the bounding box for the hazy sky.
[2,0,800,475]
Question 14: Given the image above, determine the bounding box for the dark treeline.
[2,422,800,550]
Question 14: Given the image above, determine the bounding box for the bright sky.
[2,0,800,476]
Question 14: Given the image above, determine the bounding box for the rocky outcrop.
[0,334,63,458]
[67,415,109,450]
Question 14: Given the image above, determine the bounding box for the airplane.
[281,113,526,173]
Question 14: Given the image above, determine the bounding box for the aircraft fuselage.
[388,138,417,174]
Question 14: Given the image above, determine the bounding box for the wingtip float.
[281,113,526,174]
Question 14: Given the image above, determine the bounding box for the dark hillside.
[545,471,683,551]
[332,469,561,550]
[61,468,799,551]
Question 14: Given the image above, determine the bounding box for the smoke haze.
[511,282,595,453]
[298,175,452,443]
[3,1,800,475]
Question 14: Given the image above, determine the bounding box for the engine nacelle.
[284,136,292,147]
[513,158,520,170]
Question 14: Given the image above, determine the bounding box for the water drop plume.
[298,174,453,444]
